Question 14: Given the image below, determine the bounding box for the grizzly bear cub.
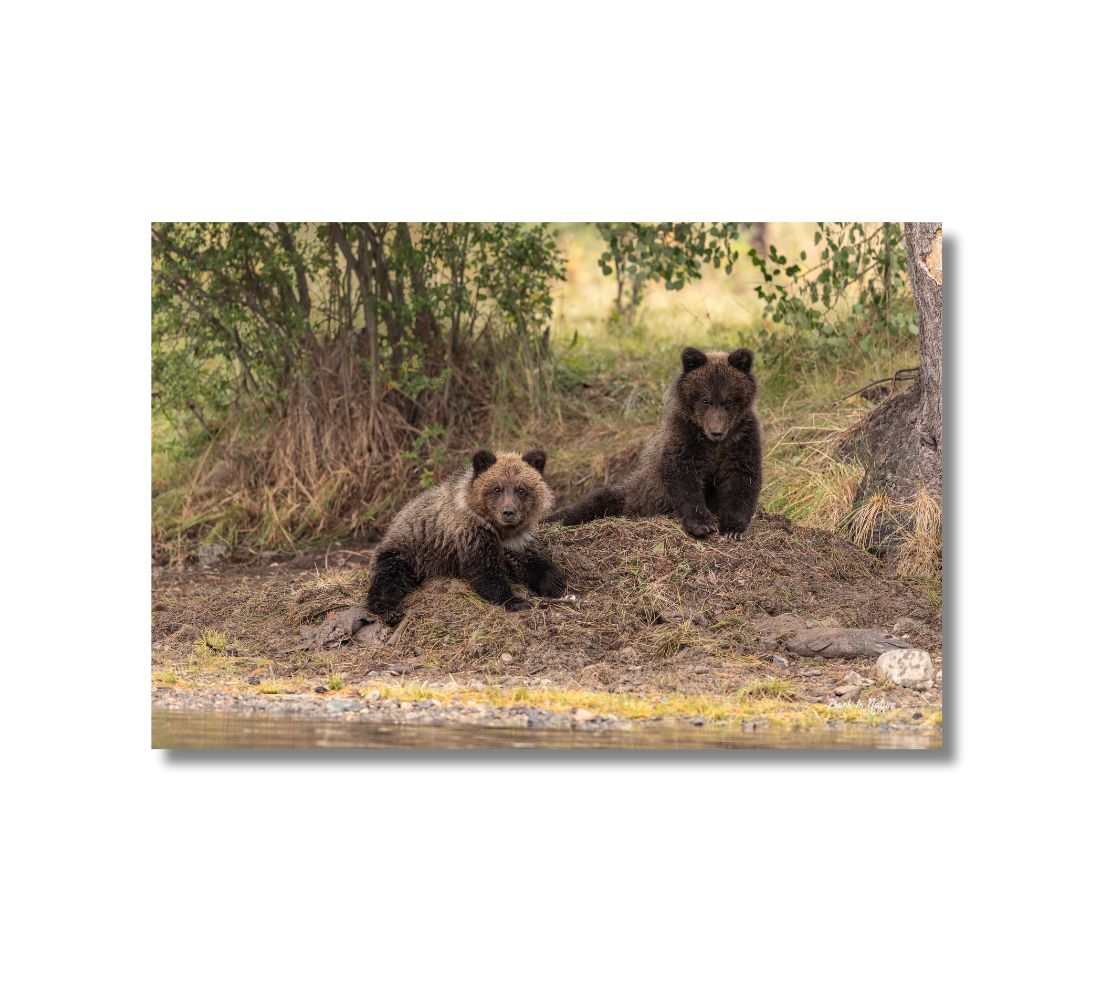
[551,346,762,539]
[367,449,565,624]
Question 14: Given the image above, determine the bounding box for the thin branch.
[833,368,918,405]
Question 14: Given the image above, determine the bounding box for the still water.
[153,709,940,750]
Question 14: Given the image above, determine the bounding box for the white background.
[3,2,1116,997]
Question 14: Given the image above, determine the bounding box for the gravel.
[152,688,634,731]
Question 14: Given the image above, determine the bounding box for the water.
[153,709,941,750]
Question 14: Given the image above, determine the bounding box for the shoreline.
[152,685,942,735]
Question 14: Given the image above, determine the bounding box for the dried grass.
[152,338,499,562]
[893,488,943,578]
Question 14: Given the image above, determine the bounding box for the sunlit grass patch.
[193,630,231,659]
[739,675,796,700]
[352,681,935,730]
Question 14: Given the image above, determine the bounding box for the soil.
[152,512,943,723]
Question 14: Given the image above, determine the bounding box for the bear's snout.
[702,408,731,441]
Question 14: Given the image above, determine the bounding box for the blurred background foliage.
[152,222,920,564]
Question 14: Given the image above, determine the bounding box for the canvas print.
[152,223,943,749]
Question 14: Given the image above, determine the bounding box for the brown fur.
[467,453,552,540]
[552,347,763,539]
[366,449,564,623]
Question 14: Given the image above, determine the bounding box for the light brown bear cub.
[366,449,565,625]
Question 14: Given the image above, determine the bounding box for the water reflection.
[153,709,940,750]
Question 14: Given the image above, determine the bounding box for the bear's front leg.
[465,536,531,611]
[712,435,762,539]
[661,455,718,538]
[367,548,422,625]
[712,478,756,538]
[508,546,566,597]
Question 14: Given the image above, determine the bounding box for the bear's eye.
[701,398,710,406]
[516,487,527,498]
[492,485,503,495]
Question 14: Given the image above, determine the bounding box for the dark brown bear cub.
[367,449,565,625]
[552,347,762,539]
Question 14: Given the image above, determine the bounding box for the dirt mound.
[152,512,940,708]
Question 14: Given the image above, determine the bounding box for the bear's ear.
[728,348,753,374]
[471,450,498,477]
[681,347,708,373]
[522,449,547,474]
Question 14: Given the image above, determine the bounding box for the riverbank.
[152,513,942,744]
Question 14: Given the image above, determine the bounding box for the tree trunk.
[840,222,942,569]
[330,224,380,411]
[906,221,942,488]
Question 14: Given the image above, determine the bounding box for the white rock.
[572,708,596,722]
[875,649,935,690]
[500,653,514,664]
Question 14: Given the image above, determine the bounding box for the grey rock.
[325,699,361,712]
[892,617,923,635]
[196,542,229,567]
[771,655,790,669]
[387,663,416,676]
[296,605,371,650]
[875,649,935,690]
[785,626,914,659]
[353,624,387,646]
